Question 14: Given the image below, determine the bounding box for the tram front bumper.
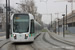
[10,37,34,42]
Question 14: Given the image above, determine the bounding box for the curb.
[47,29,75,47]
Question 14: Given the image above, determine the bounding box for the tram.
[10,13,42,42]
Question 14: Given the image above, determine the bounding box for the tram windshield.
[13,14,29,33]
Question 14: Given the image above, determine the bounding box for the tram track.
[13,33,41,50]
[14,44,18,50]
[0,40,10,48]
[13,42,35,50]
[8,33,41,50]
[0,32,74,50]
[43,33,59,47]
[0,40,10,50]
[48,32,75,47]
[31,44,36,50]
[42,33,73,50]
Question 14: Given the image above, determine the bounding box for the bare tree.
[20,0,37,16]
[19,0,43,25]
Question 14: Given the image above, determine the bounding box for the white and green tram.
[10,13,42,42]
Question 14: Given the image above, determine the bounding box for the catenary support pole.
[66,5,67,30]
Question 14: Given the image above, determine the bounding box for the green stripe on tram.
[11,34,13,37]
[29,33,35,37]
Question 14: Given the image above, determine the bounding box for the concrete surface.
[0,32,75,50]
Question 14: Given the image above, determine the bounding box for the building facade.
[53,10,75,34]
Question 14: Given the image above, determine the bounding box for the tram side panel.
[9,13,42,42]
[34,21,42,38]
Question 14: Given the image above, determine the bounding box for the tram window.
[14,14,29,19]
[13,14,29,33]
[30,19,35,33]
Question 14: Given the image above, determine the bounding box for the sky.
[0,0,75,24]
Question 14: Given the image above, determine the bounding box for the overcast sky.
[0,0,75,24]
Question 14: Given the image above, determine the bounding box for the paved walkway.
[53,33,75,43]
[47,29,75,46]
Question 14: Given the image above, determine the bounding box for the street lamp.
[54,20,56,33]
[54,1,68,32]
[40,0,48,2]
[54,19,57,33]
[16,3,26,5]
[16,3,26,13]
[66,5,67,30]
[62,14,65,37]
[58,18,60,35]
[50,13,52,30]
[6,0,10,39]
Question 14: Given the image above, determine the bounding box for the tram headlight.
[13,34,16,39]
[26,34,28,36]
[13,34,16,36]
[25,34,28,39]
